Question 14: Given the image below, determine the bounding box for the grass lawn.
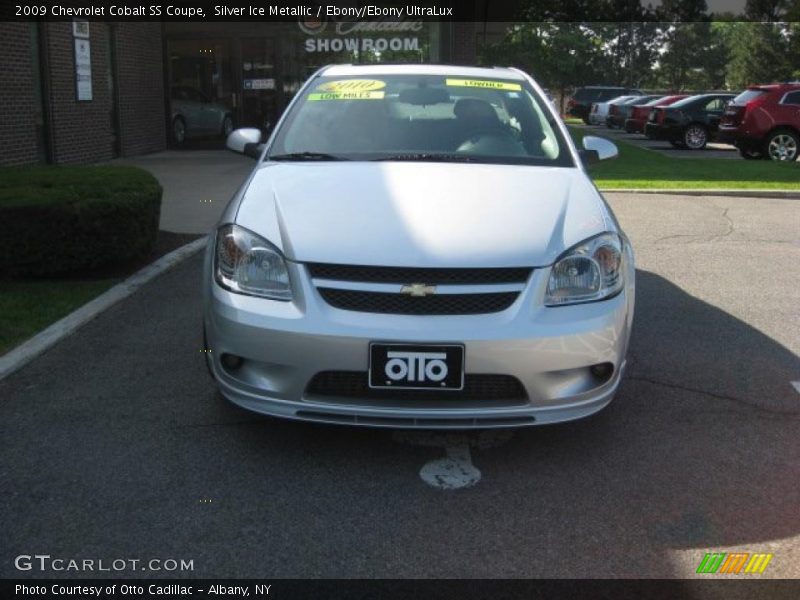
[0,164,163,356]
[0,279,118,355]
[569,127,800,190]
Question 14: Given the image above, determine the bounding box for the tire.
[683,124,708,150]
[172,117,186,145]
[203,324,215,381]
[582,116,591,125]
[765,129,799,162]
[221,114,234,138]
[739,148,764,160]
[669,140,685,148]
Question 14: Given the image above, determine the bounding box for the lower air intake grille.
[306,371,528,403]
[317,288,518,315]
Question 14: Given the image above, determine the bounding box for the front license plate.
[369,343,465,390]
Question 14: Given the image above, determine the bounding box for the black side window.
[782,91,800,105]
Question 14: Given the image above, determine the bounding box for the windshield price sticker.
[308,91,386,101]
[446,79,522,91]
[316,79,386,93]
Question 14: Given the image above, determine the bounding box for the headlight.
[214,224,292,300]
[545,233,623,306]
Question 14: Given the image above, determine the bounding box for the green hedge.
[0,166,162,276]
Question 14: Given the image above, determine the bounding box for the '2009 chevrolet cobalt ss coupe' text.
[204,64,634,428]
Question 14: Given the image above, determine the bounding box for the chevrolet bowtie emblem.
[400,283,437,297]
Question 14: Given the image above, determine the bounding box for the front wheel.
[172,117,186,145]
[683,125,708,150]
[765,129,799,161]
[202,324,215,381]
[221,114,234,138]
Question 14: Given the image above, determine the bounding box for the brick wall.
[0,22,39,166]
[0,21,165,166]
[115,23,166,157]
[44,22,114,164]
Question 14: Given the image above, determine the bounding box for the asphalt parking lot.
[576,123,739,159]
[1,192,799,580]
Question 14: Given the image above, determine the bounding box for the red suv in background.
[719,83,800,161]
[624,95,688,133]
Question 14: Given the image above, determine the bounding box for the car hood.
[234,162,613,267]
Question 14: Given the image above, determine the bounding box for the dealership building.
[0,20,486,166]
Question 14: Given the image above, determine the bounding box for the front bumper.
[567,106,589,120]
[203,248,635,429]
[644,122,679,141]
[717,127,759,150]
[625,119,644,133]
[588,112,607,125]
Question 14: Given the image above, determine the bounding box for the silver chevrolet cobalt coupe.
[204,64,634,428]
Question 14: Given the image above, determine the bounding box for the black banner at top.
[1,0,794,22]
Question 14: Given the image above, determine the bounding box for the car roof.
[321,64,526,80]
[746,83,800,91]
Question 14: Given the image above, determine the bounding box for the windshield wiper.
[269,152,350,161]
[371,153,477,162]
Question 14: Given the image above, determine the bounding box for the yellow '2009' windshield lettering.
[315,79,386,93]
[445,79,522,91]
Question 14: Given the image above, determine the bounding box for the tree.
[480,22,610,111]
[727,22,792,88]
[744,0,790,20]
[652,0,713,91]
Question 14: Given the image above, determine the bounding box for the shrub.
[0,166,162,276]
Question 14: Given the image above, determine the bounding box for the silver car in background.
[588,95,638,125]
[170,86,234,145]
[204,64,635,428]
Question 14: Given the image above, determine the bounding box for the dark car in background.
[567,86,642,124]
[624,95,688,133]
[170,86,234,145]
[644,93,735,149]
[718,83,800,161]
[607,95,662,129]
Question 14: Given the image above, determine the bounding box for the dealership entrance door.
[166,38,235,147]
[240,37,280,131]
[166,35,288,147]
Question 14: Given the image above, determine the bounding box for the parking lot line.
[419,443,482,490]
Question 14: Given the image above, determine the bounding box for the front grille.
[307,263,531,285]
[318,288,517,315]
[306,371,528,403]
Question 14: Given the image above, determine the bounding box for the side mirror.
[580,136,618,165]
[226,128,264,159]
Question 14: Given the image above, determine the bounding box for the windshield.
[268,74,573,166]
[732,89,768,105]
[668,95,706,108]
